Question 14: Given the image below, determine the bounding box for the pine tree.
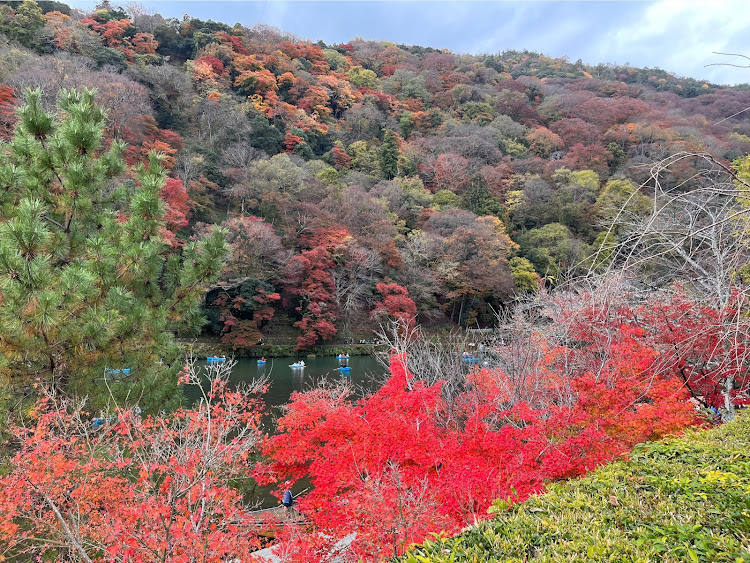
[0,88,227,415]
[461,174,505,218]
[380,129,400,180]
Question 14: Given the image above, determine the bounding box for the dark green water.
[189,355,388,508]
[233,355,386,419]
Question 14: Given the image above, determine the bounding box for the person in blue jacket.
[282,482,294,516]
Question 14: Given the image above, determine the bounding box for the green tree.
[0,88,227,414]
[348,140,381,176]
[380,130,400,180]
[433,189,460,210]
[399,111,414,139]
[518,223,580,280]
[461,175,506,218]
[248,114,283,155]
[606,141,627,169]
[509,256,539,293]
[347,66,378,88]
[0,0,45,48]
[596,178,651,221]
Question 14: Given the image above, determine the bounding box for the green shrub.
[399,415,750,562]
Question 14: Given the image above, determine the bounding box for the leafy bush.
[399,414,750,562]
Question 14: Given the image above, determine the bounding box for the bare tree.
[589,152,750,420]
[332,246,382,335]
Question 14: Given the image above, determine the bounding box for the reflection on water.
[243,355,386,416]
[184,354,388,508]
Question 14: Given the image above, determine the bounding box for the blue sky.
[67,1,750,85]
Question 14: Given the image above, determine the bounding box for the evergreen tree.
[0,1,44,49]
[380,129,400,180]
[461,174,506,218]
[0,88,227,415]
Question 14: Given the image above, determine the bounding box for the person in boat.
[260,357,266,362]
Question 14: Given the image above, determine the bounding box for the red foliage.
[558,143,612,177]
[550,117,603,146]
[216,31,249,55]
[420,153,470,193]
[195,55,225,74]
[219,287,281,349]
[632,293,750,409]
[330,145,351,169]
[0,366,266,561]
[371,282,417,327]
[0,86,18,141]
[131,32,158,54]
[261,326,696,559]
[161,177,191,233]
[527,126,564,158]
[80,14,157,61]
[120,115,184,170]
[282,131,304,152]
[284,228,352,348]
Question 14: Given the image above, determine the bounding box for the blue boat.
[257,359,267,365]
[105,367,131,376]
[338,365,351,372]
[207,356,227,364]
[92,416,116,428]
[290,360,306,369]
[461,353,481,363]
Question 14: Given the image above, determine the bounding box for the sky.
[66,0,750,86]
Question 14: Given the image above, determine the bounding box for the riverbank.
[175,337,379,359]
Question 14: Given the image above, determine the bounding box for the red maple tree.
[260,314,697,559]
[0,360,267,561]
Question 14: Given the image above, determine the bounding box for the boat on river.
[257,358,267,365]
[338,365,351,372]
[461,353,481,364]
[207,356,226,364]
[290,360,305,368]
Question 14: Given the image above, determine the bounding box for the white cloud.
[600,0,750,84]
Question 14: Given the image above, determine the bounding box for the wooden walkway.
[248,505,296,522]
[247,504,308,538]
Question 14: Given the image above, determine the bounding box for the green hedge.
[399,415,750,562]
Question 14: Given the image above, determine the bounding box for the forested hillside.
[2,0,749,350]
[2,2,750,560]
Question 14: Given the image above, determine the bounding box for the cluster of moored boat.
[289,354,351,371]
[205,354,353,371]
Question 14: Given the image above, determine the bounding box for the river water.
[188,355,389,508]
[243,355,387,415]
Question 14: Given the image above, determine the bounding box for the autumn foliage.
[0,361,267,561]
[0,85,17,140]
[284,228,353,349]
[260,298,699,559]
[371,282,417,327]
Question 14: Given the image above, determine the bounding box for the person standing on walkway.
[282,482,294,517]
